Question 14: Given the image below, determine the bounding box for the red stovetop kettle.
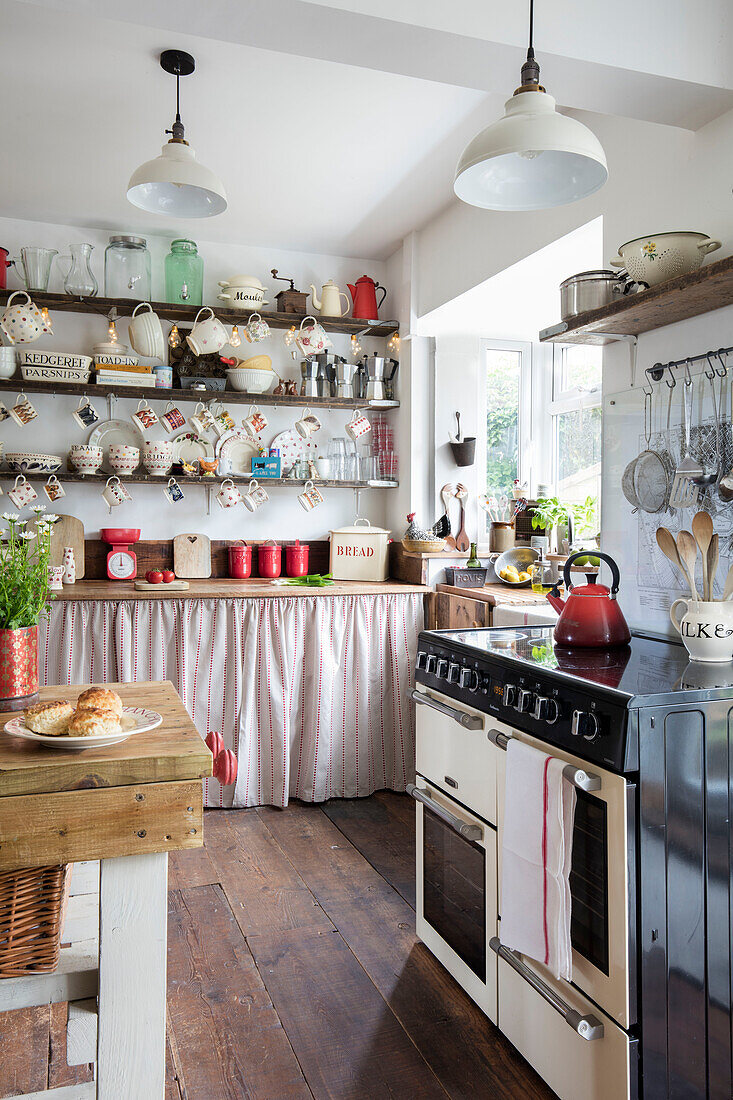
[546,551,631,648]
[347,275,386,320]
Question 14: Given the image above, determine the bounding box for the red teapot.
[546,551,631,648]
[347,275,386,321]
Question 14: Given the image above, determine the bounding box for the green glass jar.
[164,239,203,306]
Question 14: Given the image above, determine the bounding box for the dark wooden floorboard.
[204,809,333,937]
[259,802,555,1100]
[167,883,313,1100]
[322,791,416,907]
[249,925,448,1100]
[0,795,555,1100]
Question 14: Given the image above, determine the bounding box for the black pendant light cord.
[520,0,541,87]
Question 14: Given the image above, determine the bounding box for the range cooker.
[411,625,733,1100]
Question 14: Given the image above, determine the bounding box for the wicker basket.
[0,864,70,976]
[402,538,446,553]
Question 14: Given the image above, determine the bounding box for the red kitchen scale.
[101,528,141,581]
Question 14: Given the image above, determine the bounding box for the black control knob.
[468,670,481,693]
[416,651,427,670]
[436,658,449,679]
[515,688,533,713]
[448,662,460,684]
[425,654,437,674]
[533,696,560,724]
[459,667,472,689]
[503,684,518,707]
[572,709,599,740]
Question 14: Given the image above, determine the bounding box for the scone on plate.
[24,699,74,736]
[68,707,122,738]
[75,687,123,719]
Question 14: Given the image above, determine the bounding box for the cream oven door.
[410,776,498,1023]
[494,727,634,1028]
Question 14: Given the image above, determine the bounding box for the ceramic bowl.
[70,444,104,475]
[6,452,62,474]
[227,367,276,393]
[108,444,140,475]
[0,349,17,379]
[142,441,173,477]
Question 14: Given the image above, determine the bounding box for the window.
[485,347,522,495]
[551,345,602,508]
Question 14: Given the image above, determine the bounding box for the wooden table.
[49,579,430,601]
[0,681,211,1100]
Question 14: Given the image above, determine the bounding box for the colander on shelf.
[609,231,721,288]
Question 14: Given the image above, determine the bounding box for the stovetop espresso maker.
[360,353,399,401]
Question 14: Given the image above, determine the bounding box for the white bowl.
[227,367,276,393]
[70,445,104,475]
[0,352,17,379]
[6,452,62,474]
[108,445,140,474]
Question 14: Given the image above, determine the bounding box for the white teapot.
[310,280,350,318]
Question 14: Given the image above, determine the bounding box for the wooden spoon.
[676,530,700,601]
[454,483,470,552]
[655,527,688,588]
[706,533,719,601]
[441,483,456,550]
[692,511,714,599]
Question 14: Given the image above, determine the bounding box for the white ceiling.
[4,0,733,260]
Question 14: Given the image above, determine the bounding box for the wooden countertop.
[50,579,430,601]
[0,681,211,870]
[435,582,549,607]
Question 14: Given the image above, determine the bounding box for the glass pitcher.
[15,247,58,292]
[63,243,97,297]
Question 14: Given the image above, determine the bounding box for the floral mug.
[294,316,330,358]
[8,475,37,508]
[216,479,243,509]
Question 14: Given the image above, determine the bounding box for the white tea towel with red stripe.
[500,738,576,980]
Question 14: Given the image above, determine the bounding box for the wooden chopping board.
[134,579,190,592]
[173,533,212,579]
[33,514,85,578]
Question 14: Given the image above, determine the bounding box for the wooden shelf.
[539,254,733,345]
[0,377,399,411]
[0,469,398,489]
[0,290,399,338]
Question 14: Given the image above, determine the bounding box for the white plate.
[4,705,163,751]
[216,430,258,475]
[269,428,318,472]
[88,419,145,472]
[171,432,215,466]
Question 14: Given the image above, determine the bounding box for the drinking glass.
[327,437,346,481]
[15,247,58,292]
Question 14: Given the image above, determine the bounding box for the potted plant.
[531,497,572,553]
[0,509,58,710]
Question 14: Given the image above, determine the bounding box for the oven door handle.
[410,689,483,731]
[489,938,604,1040]
[487,729,602,792]
[407,782,483,843]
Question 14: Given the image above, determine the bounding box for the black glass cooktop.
[432,627,732,699]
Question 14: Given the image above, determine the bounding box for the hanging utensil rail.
[646,347,731,385]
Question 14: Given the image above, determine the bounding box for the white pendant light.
[454,1,607,211]
[127,50,227,218]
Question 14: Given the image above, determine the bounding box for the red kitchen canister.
[0,248,12,291]
[285,540,309,577]
[228,540,252,579]
[258,540,281,579]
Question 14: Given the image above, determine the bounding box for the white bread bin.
[329,518,391,581]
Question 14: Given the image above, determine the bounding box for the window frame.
[478,338,533,506]
[549,343,602,505]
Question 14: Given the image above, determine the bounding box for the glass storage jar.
[104,236,151,300]
[164,238,203,306]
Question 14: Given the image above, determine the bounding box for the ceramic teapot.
[310,280,350,318]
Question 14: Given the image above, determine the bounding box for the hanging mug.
[242,406,268,438]
[164,477,185,503]
[187,307,229,355]
[72,396,100,429]
[102,476,132,509]
[44,475,65,502]
[189,401,215,434]
[10,392,38,426]
[161,401,186,433]
[345,411,371,442]
[243,479,269,511]
[0,292,42,345]
[244,313,271,343]
[294,315,330,358]
[294,408,321,438]
[216,478,243,509]
[297,479,324,511]
[128,303,165,360]
[211,403,236,438]
[130,399,158,432]
[8,475,37,508]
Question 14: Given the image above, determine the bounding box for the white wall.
[0,215,398,541]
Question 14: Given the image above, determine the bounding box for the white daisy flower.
[2,512,19,522]
[31,504,46,514]
[15,519,27,527]
[45,514,60,523]
[18,531,37,540]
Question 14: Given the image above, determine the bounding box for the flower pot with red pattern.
[0,625,39,711]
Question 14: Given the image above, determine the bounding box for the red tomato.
[147,570,164,584]
[162,570,176,583]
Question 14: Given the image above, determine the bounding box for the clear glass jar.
[164,238,203,306]
[104,236,151,300]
